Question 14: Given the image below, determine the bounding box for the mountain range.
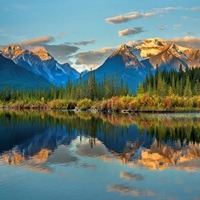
[2,45,79,86]
[82,38,200,92]
[0,54,50,90]
[0,38,199,91]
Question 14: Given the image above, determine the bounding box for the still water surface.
[0,110,200,200]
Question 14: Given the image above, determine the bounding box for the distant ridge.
[0,54,50,90]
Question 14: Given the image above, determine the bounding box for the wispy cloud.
[0,45,4,51]
[173,24,182,28]
[126,40,143,47]
[105,12,154,24]
[74,39,95,46]
[15,36,54,46]
[159,23,181,31]
[167,36,200,49]
[184,32,195,35]
[57,33,65,38]
[105,7,181,25]
[75,46,116,69]
[186,7,200,11]
[5,36,79,64]
[26,44,79,64]
[182,16,200,21]
[155,7,181,12]
[159,24,167,30]
[172,24,182,30]
[118,27,144,37]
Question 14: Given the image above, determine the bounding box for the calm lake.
[0,110,200,200]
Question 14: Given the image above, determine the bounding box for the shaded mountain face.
[3,45,79,86]
[80,69,89,77]
[83,44,153,93]
[0,54,50,90]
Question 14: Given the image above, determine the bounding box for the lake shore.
[1,95,200,113]
[1,105,200,114]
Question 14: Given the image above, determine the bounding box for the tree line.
[140,67,200,97]
[0,67,200,105]
[0,71,129,103]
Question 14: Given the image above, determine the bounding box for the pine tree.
[137,83,144,95]
[184,76,192,97]
[195,80,200,96]
[157,72,165,97]
[171,74,175,94]
[168,86,174,96]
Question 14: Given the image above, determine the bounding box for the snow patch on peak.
[166,43,189,59]
[126,38,167,59]
[55,63,67,75]
[139,38,167,48]
[129,47,143,61]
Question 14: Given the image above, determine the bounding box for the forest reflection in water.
[0,110,199,171]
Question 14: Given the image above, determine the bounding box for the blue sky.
[0,0,200,71]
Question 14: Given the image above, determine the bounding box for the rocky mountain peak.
[142,38,167,47]
[134,38,167,59]
[110,44,132,58]
[3,45,25,59]
[33,48,52,61]
[119,44,130,51]
[109,44,143,68]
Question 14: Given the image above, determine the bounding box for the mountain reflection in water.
[0,110,199,172]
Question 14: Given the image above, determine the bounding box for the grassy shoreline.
[1,94,200,113]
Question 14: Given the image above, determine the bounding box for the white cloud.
[75,46,116,69]
[5,36,80,64]
[162,7,180,11]
[118,27,144,37]
[105,12,155,24]
[15,36,54,46]
[167,36,200,49]
[126,40,143,47]
[105,7,181,26]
